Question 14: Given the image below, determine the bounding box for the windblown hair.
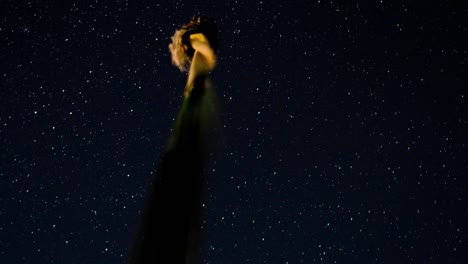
[169,17,219,72]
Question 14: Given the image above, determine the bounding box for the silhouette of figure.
[127,18,221,264]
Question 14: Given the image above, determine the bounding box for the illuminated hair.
[169,17,218,72]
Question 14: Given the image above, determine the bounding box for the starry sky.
[1,1,466,263]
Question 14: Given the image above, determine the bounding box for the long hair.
[169,17,219,72]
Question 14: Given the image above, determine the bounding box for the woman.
[127,18,221,264]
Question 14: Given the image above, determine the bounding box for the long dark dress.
[127,74,220,264]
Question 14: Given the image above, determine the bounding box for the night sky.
[1,1,466,263]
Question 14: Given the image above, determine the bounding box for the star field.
[1,1,466,263]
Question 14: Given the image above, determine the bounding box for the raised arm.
[185,33,216,96]
[189,33,216,69]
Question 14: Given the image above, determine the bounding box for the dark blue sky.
[1,1,466,263]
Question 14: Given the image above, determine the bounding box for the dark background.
[1,1,466,263]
